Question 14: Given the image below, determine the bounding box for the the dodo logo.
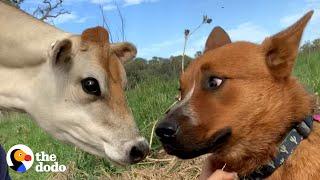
[6,144,34,173]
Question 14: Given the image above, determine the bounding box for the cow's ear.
[204,26,231,53]
[50,39,73,70]
[262,11,313,79]
[110,42,137,63]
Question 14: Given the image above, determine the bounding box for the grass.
[294,51,320,94]
[126,77,179,148]
[0,52,319,179]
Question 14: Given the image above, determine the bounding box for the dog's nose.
[155,121,178,139]
[129,140,149,164]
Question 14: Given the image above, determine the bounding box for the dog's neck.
[212,80,314,176]
[243,116,314,179]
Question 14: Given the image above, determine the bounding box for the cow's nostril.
[129,141,149,164]
[130,146,143,162]
[155,121,178,139]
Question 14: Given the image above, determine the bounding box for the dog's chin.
[160,127,232,159]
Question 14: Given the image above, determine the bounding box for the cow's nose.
[155,121,178,140]
[129,140,149,164]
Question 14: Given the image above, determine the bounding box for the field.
[0,52,319,180]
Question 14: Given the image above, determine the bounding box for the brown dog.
[156,11,319,179]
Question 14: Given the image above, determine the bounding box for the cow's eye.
[81,77,101,96]
[206,76,223,90]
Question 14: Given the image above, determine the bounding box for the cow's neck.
[0,2,69,112]
[0,2,70,67]
[0,65,40,112]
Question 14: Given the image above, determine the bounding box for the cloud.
[280,0,320,27]
[165,22,269,59]
[305,0,320,5]
[280,13,303,27]
[50,12,89,25]
[172,23,270,58]
[75,17,89,23]
[280,11,319,28]
[51,13,77,24]
[123,0,158,6]
[139,21,270,59]
[138,34,207,59]
[171,36,206,57]
[123,0,144,6]
[63,0,88,4]
[88,0,159,8]
[103,4,117,11]
[151,38,184,48]
[90,0,113,4]
[138,38,183,58]
[226,22,269,43]
[279,0,320,43]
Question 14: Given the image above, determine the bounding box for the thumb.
[207,170,238,180]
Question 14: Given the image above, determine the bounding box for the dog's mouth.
[159,127,232,159]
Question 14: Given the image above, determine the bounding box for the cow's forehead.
[73,27,114,80]
[81,26,109,46]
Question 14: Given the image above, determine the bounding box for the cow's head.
[29,27,149,165]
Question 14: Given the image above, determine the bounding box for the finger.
[207,170,238,180]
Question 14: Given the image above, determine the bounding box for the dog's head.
[156,11,314,161]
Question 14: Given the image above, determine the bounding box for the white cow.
[0,2,149,165]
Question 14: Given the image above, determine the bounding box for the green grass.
[0,52,319,179]
[127,77,179,148]
[294,51,320,94]
[0,114,121,179]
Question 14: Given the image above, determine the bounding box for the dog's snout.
[129,140,149,164]
[155,121,178,140]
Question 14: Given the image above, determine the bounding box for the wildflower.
[184,29,190,37]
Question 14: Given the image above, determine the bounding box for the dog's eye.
[81,77,101,96]
[206,76,223,90]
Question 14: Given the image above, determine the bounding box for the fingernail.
[233,173,239,180]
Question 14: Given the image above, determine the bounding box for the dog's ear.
[204,26,231,53]
[262,11,313,80]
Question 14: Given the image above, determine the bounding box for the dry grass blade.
[149,100,178,148]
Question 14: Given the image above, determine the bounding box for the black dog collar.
[241,116,314,180]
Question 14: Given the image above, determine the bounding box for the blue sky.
[22,0,320,59]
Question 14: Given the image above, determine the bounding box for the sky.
[21,0,320,59]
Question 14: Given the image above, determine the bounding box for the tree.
[1,0,69,22]
[98,1,126,43]
[194,51,202,58]
[1,0,24,8]
[33,0,69,21]
[300,38,320,53]
[312,39,320,50]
